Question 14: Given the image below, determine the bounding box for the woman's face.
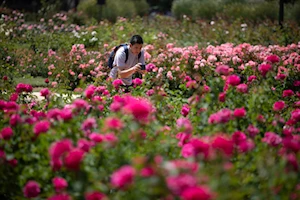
[130,43,143,55]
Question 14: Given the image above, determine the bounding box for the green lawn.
[14,76,48,91]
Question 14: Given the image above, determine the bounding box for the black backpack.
[107,44,141,69]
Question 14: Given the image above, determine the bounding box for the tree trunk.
[279,0,284,27]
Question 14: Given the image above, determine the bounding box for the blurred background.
[0,0,299,24]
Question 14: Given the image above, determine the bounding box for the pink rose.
[112,79,123,90]
[111,165,136,189]
[218,92,226,102]
[227,75,241,86]
[236,83,248,93]
[85,191,106,200]
[215,65,230,76]
[232,131,247,145]
[167,174,197,195]
[9,93,18,101]
[84,85,96,99]
[34,120,51,136]
[9,114,21,126]
[104,117,124,130]
[132,78,143,87]
[266,55,280,63]
[282,89,294,98]
[64,149,85,171]
[273,100,285,111]
[262,132,282,147]
[52,177,68,193]
[233,107,246,118]
[180,186,212,200]
[181,104,190,117]
[123,96,153,123]
[258,63,272,77]
[1,127,13,140]
[212,135,234,157]
[23,180,40,198]
[40,88,50,97]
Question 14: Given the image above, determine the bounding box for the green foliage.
[77,0,149,22]
[171,0,298,23]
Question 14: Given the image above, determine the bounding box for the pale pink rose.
[51,81,58,87]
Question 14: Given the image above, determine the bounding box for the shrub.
[77,0,149,22]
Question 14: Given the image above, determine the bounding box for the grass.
[14,76,48,92]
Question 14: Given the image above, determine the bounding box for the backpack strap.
[123,45,129,63]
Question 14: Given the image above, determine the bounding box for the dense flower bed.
[0,7,300,200]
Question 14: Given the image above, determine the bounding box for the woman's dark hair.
[130,35,143,45]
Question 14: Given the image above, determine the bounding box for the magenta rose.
[258,63,272,77]
[40,88,50,97]
[85,191,106,200]
[64,148,85,171]
[180,185,212,200]
[52,177,68,193]
[1,127,13,140]
[23,180,40,198]
[233,107,246,118]
[33,120,51,136]
[111,165,136,189]
[212,135,234,157]
[227,75,241,86]
[273,101,285,111]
